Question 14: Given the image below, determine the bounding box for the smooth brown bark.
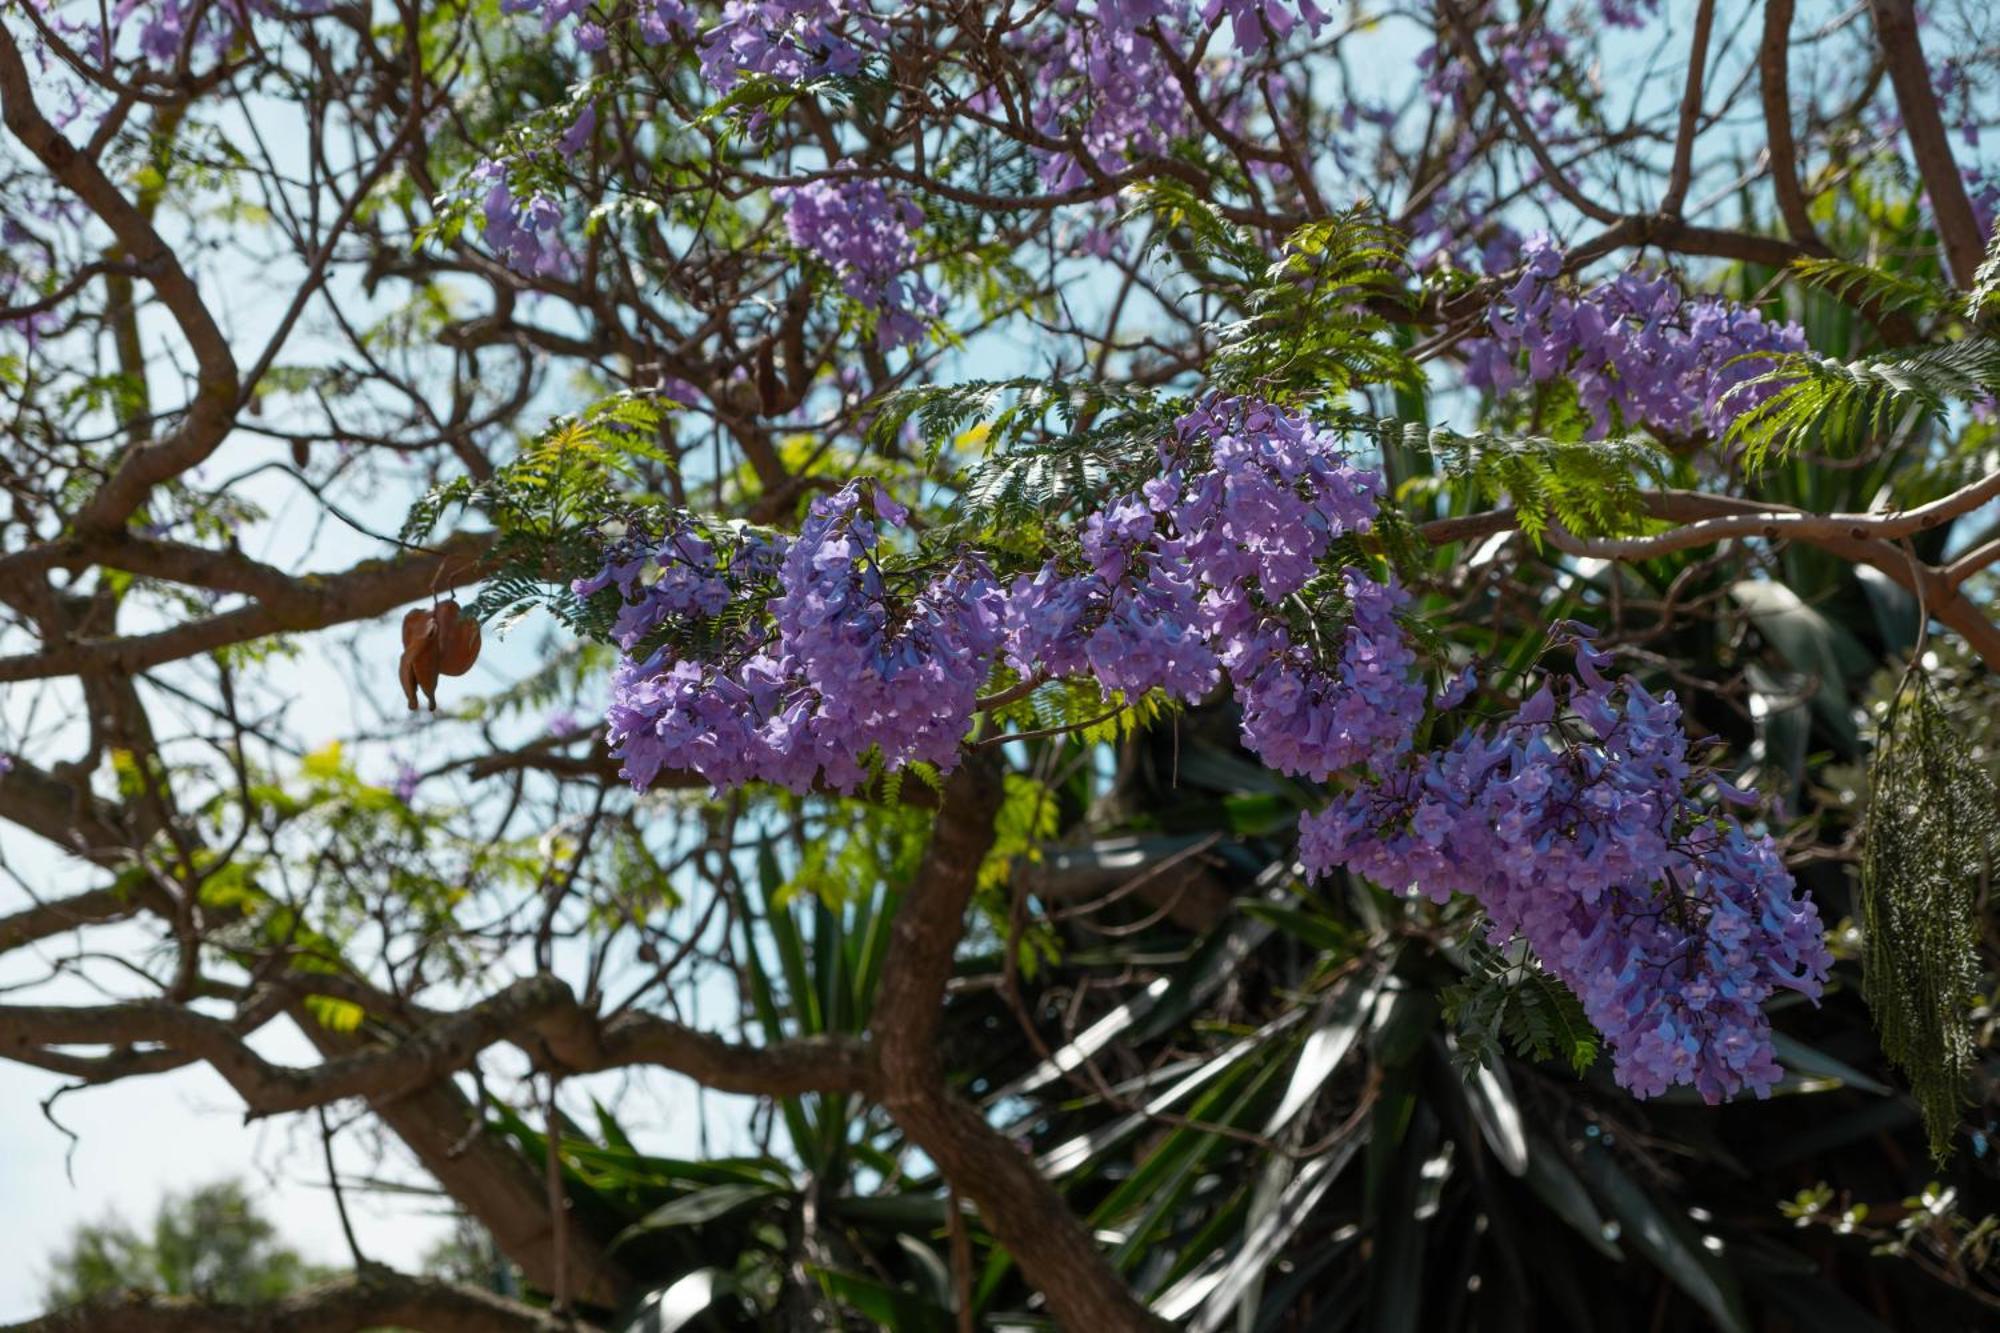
[1870,0,1989,287]
[873,760,1170,1333]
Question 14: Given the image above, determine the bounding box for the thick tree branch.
[0,532,495,683]
[1423,471,2000,553]
[4,1271,592,1333]
[294,1013,633,1312]
[0,975,574,1115]
[872,760,1170,1333]
[0,760,142,866]
[585,1013,877,1096]
[1758,0,1826,255]
[0,973,871,1115]
[1422,486,2000,668]
[0,887,145,955]
[1659,0,1716,217]
[1870,0,1987,287]
[0,24,240,535]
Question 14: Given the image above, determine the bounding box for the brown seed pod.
[400,607,440,712]
[435,600,482,677]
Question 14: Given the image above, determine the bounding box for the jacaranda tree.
[3,0,2000,1328]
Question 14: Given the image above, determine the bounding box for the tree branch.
[0,972,872,1116]
[1422,486,2000,668]
[0,23,240,535]
[0,888,144,954]
[872,760,1170,1333]
[4,1271,593,1333]
[0,532,495,684]
[1758,0,1827,255]
[1870,0,1987,287]
[1659,0,1716,217]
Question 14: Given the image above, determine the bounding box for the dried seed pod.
[400,607,441,712]
[435,600,482,676]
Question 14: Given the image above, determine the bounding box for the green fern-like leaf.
[1443,935,1598,1078]
[1791,256,1953,319]
[1726,339,2000,467]
[1390,421,1668,542]
[1968,218,2000,320]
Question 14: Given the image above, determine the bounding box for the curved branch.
[1758,0,1827,255]
[4,1271,591,1333]
[1870,0,1987,287]
[1423,470,2000,553]
[1422,486,2000,668]
[0,532,496,684]
[552,1007,877,1098]
[0,23,240,535]
[0,973,873,1115]
[872,760,1170,1333]
[1659,0,1717,217]
[0,888,144,955]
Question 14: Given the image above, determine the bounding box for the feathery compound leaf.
[1861,669,1996,1161]
[1969,219,2000,320]
[1790,257,1952,319]
[1389,421,1668,541]
[1443,935,1598,1078]
[1726,339,2000,467]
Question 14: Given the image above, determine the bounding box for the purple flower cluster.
[699,0,884,90]
[1002,495,1221,703]
[584,410,1831,1106]
[502,0,588,33]
[1420,21,1570,131]
[600,487,1001,792]
[1465,233,1807,438]
[472,162,573,279]
[1594,0,1660,26]
[773,176,940,348]
[1003,399,1422,777]
[1299,629,1832,1102]
[595,399,1420,793]
[127,0,259,67]
[392,762,421,804]
[1199,0,1329,52]
[574,521,741,650]
[1026,16,1191,192]
[635,0,697,44]
[1232,570,1425,781]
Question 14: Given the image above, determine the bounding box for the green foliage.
[1386,420,1669,542]
[1205,207,1418,400]
[867,377,1176,532]
[1726,339,2000,468]
[488,1101,985,1329]
[1441,935,1599,1078]
[871,201,1418,540]
[1968,219,2000,321]
[1791,256,1954,320]
[1123,183,1418,399]
[1783,1179,2000,1278]
[977,773,1062,895]
[982,674,1175,749]
[778,800,933,908]
[403,391,678,631]
[1860,668,1997,1160]
[41,1181,326,1309]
